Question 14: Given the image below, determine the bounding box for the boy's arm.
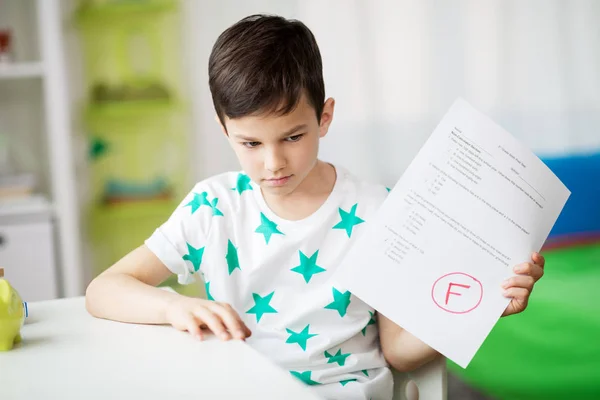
[377,314,441,372]
[86,245,252,340]
[85,244,182,324]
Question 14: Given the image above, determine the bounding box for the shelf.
[0,194,52,216]
[88,198,178,222]
[84,99,183,121]
[0,62,44,80]
[87,198,178,243]
[76,0,177,23]
[0,195,53,220]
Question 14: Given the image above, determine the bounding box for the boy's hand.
[501,252,545,317]
[165,296,252,341]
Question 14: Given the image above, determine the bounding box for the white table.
[0,297,321,399]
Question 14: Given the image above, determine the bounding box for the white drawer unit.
[0,196,58,301]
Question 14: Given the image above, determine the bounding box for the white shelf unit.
[0,62,44,79]
[0,0,82,298]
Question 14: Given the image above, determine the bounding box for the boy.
[86,14,545,399]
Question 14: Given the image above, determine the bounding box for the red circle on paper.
[431,272,483,314]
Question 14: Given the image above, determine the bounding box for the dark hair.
[209,14,325,128]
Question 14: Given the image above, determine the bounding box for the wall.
[183,0,600,189]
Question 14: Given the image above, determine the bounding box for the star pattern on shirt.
[171,173,385,383]
[386,187,391,192]
[182,242,204,272]
[205,281,214,301]
[324,287,352,317]
[207,196,224,216]
[183,192,203,214]
[285,324,318,351]
[290,371,320,386]
[233,173,253,195]
[332,203,365,237]
[255,212,284,244]
[324,348,351,366]
[225,239,241,275]
[246,291,278,322]
[184,192,224,216]
[291,250,326,283]
[362,311,377,336]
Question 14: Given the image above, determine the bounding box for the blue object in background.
[542,151,600,241]
[104,176,171,199]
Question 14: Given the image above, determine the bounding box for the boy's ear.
[319,97,335,138]
[215,114,228,136]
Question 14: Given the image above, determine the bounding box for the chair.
[392,356,448,400]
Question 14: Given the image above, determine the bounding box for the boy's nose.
[264,148,286,172]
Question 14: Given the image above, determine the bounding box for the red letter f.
[445,283,470,305]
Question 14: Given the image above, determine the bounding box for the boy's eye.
[243,141,261,148]
[285,134,304,142]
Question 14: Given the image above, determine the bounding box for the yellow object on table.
[0,268,25,351]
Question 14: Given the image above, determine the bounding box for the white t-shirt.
[145,165,393,400]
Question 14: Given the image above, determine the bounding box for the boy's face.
[220,94,335,197]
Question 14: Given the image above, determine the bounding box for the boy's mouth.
[264,175,292,186]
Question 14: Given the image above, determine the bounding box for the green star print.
[255,212,284,244]
[361,311,376,336]
[332,203,365,237]
[205,281,214,301]
[286,324,318,351]
[362,369,369,377]
[290,371,320,386]
[340,379,357,386]
[233,173,253,194]
[324,288,351,317]
[207,196,224,216]
[225,239,241,275]
[324,349,351,366]
[246,291,278,322]
[184,192,203,214]
[182,242,204,272]
[291,250,326,283]
[184,192,223,216]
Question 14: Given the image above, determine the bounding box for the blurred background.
[0,0,598,399]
